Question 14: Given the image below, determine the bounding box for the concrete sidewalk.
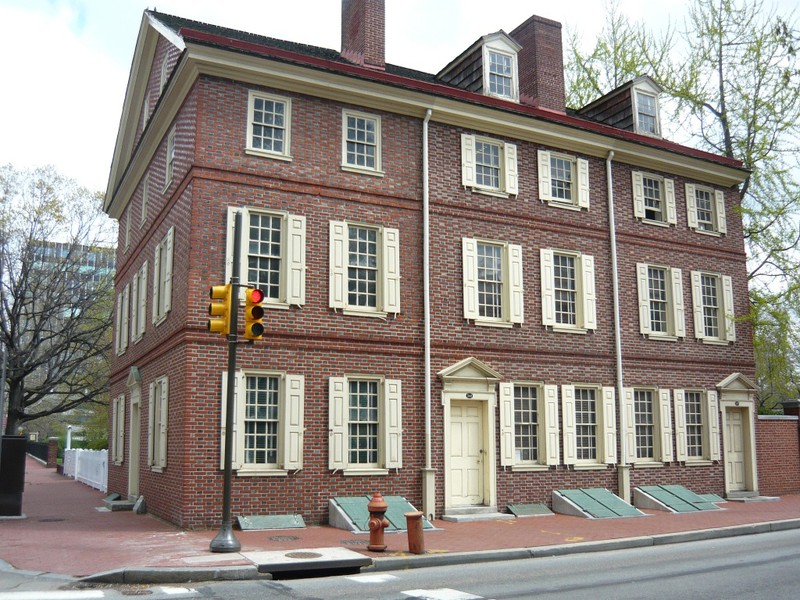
[2,456,800,586]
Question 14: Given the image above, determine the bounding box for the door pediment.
[438,357,502,384]
[717,372,757,392]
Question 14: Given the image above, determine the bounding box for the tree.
[565,0,800,403]
[0,164,116,435]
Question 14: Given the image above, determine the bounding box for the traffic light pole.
[210,211,243,553]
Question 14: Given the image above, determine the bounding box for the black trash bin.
[0,436,27,516]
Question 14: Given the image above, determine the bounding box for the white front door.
[128,388,141,499]
[725,408,746,492]
[449,401,484,506]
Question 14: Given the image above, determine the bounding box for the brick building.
[104,0,757,529]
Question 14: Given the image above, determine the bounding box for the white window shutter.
[722,275,736,342]
[462,238,479,320]
[690,271,705,339]
[157,378,168,468]
[219,371,243,471]
[286,215,306,306]
[685,184,698,230]
[283,375,304,471]
[658,389,674,463]
[224,206,237,285]
[715,190,727,234]
[665,179,677,224]
[163,227,174,314]
[384,379,403,469]
[115,293,122,355]
[509,243,524,324]
[329,222,348,310]
[601,386,617,464]
[707,390,721,461]
[621,388,635,464]
[540,248,555,327]
[543,385,560,466]
[130,275,139,341]
[328,377,348,470]
[114,397,125,464]
[461,134,476,188]
[636,263,651,335]
[561,385,577,466]
[632,172,645,219]
[581,254,597,330]
[499,383,515,467]
[538,150,552,201]
[121,284,130,351]
[147,382,155,467]
[504,142,518,195]
[577,158,590,209]
[152,241,161,324]
[673,389,687,462]
[139,262,148,338]
[383,227,401,314]
[671,267,686,338]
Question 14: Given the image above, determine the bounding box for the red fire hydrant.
[367,493,390,552]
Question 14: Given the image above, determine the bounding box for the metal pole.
[210,211,242,553]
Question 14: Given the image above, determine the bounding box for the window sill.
[468,186,510,199]
[510,464,551,472]
[646,334,679,342]
[542,199,582,211]
[571,463,609,471]
[473,319,515,329]
[235,468,288,477]
[341,308,390,319]
[153,314,168,327]
[640,219,671,228]
[632,461,664,469]
[342,468,389,477]
[551,326,589,335]
[113,461,123,467]
[161,181,172,195]
[341,164,385,177]
[684,459,713,467]
[700,338,731,346]
[691,228,723,237]
[150,466,164,474]
[245,148,292,162]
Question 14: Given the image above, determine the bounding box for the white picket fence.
[63,448,108,493]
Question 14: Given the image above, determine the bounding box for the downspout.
[606,150,629,501]
[422,109,435,519]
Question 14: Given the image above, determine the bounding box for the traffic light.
[208,284,232,336]
[243,288,265,340]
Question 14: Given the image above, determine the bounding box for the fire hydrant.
[367,493,390,552]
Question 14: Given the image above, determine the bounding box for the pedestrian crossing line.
[0,591,105,600]
[346,573,399,584]
[401,589,484,600]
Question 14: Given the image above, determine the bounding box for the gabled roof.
[577,75,663,118]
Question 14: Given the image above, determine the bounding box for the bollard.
[404,511,425,554]
[367,493,390,552]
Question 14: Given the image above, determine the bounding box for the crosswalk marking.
[0,592,105,600]
[346,573,399,583]
[401,589,484,600]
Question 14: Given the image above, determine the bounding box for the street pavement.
[2,456,800,590]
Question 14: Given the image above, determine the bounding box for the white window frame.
[227,207,306,308]
[673,389,721,464]
[481,35,520,102]
[115,283,130,356]
[220,370,304,475]
[633,89,661,136]
[111,394,126,465]
[636,263,685,340]
[632,172,676,225]
[328,376,403,475]
[159,57,168,94]
[140,174,148,228]
[562,384,617,468]
[341,109,383,175]
[245,91,292,161]
[124,207,131,251]
[538,150,589,210]
[499,383,559,470]
[148,376,169,471]
[540,248,596,333]
[130,262,148,344]
[163,126,176,192]
[690,271,736,344]
[461,134,518,197]
[462,237,523,327]
[621,388,673,465]
[329,221,400,318]
[686,183,727,235]
[152,226,174,326]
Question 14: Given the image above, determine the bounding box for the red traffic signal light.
[244,287,265,340]
[208,284,232,336]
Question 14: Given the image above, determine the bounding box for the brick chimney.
[510,15,566,112]
[341,0,385,70]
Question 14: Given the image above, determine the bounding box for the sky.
[0,0,793,196]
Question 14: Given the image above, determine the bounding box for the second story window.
[632,172,676,225]
[541,248,596,333]
[686,183,727,235]
[538,150,590,210]
[342,110,382,175]
[636,263,685,339]
[461,134,518,197]
[462,238,524,327]
[152,226,174,325]
[690,271,736,344]
[164,127,176,191]
[246,91,291,160]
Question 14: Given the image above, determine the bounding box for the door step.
[441,506,515,523]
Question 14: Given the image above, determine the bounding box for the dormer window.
[487,50,514,98]
[635,90,659,135]
[481,34,520,102]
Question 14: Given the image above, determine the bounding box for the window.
[541,249,596,333]
[634,90,660,136]
[329,376,402,474]
[686,184,727,235]
[111,395,125,465]
[462,238,523,327]
[621,388,673,464]
[115,283,130,355]
[674,389,720,463]
[330,221,400,317]
[246,91,291,160]
[537,150,589,209]
[632,172,676,225]
[481,36,519,101]
[690,271,736,344]
[220,370,304,474]
[140,175,148,228]
[152,226,174,325]
[636,263,685,339]
[130,262,148,343]
[461,134,518,196]
[499,383,559,469]
[562,385,616,467]
[148,376,168,471]
[124,207,131,251]
[164,127,176,191]
[159,57,168,94]
[342,110,382,174]
[142,96,149,130]
[227,207,306,308]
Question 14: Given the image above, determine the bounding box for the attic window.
[482,42,519,101]
[634,90,660,136]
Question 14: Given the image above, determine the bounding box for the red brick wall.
[756,416,800,496]
[511,15,566,111]
[341,0,385,68]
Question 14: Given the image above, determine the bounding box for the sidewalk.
[2,456,800,585]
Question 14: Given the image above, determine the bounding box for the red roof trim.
[179,27,744,171]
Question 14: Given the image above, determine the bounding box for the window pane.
[695,188,714,231]
[514,386,538,462]
[647,267,668,333]
[643,177,663,221]
[637,92,657,134]
[701,274,720,338]
[488,51,513,98]
[634,389,654,459]
[575,388,597,460]
[550,156,573,200]
[348,380,379,465]
[244,375,279,465]
[345,115,377,169]
[247,213,282,299]
[685,392,704,457]
[553,254,577,325]
[347,225,378,308]
[251,97,286,153]
[475,141,501,189]
[477,242,503,319]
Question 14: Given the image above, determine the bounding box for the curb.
[80,565,262,584]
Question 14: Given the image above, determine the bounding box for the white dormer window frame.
[482,35,520,102]
[632,79,662,137]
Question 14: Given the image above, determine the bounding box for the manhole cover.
[38,517,65,523]
[270,535,300,542]
[285,551,323,559]
[341,539,369,546]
